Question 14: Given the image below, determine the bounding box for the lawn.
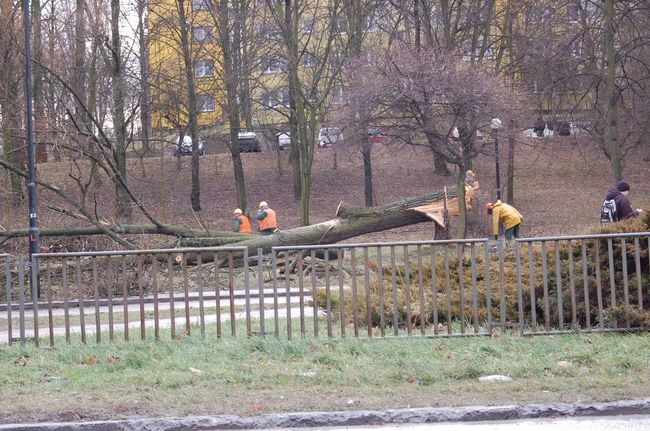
[1,331,649,423]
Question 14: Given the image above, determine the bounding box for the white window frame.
[192,0,210,12]
[193,26,212,43]
[194,60,214,78]
[331,86,344,105]
[197,94,215,112]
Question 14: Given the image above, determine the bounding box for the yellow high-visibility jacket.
[492,200,522,235]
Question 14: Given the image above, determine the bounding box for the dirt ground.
[1,135,648,252]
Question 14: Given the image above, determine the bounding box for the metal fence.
[1,232,648,346]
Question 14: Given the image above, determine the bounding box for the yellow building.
[148,0,223,129]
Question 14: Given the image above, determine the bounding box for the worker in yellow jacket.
[486,200,523,240]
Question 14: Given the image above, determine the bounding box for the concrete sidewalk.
[0,399,648,431]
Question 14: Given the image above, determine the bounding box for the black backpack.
[600,198,617,223]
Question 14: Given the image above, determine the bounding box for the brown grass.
[1,135,648,253]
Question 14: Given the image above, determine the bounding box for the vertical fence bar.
[444,245,452,335]
[621,239,630,329]
[286,250,293,340]
[528,242,537,332]
[377,246,385,337]
[5,256,12,345]
[364,247,372,338]
[31,255,39,347]
[121,255,129,341]
[390,246,399,336]
[498,242,506,332]
[215,252,222,339]
[338,248,345,338]
[152,256,160,341]
[457,244,465,335]
[137,254,145,341]
[106,257,114,342]
[197,254,205,338]
[432,245,439,336]
[594,240,604,330]
[634,237,642,310]
[541,241,550,331]
[554,241,564,331]
[298,251,306,337]
[311,250,318,338]
[76,257,86,343]
[243,248,251,337]
[417,245,426,336]
[484,241,492,335]
[92,257,100,344]
[257,249,265,338]
[46,259,54,347]
[228,252,236,337]
[272,249,279,337]
[325,249,333,338]
[350,248,359,338]
[403,245,412,336]
[18,256,25,345]
[607,238,617,328]
[168,254,176,340]
[568,242,577,329]
[63,258,70,343]
[515,242,524,335]
[470,243,479,334]
[581,240,591,330]
[182,253,191,335]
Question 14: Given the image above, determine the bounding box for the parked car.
[277,132,291,150]
[368,128,385,144]
[318,127,343,148]
[237,132,261,152]
[174,135,206,157]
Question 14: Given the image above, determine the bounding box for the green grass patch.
[1,332,650,423]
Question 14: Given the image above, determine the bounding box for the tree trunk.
[362,144,373,206]
[605,0,622,181]
[32,0,47,163]
[506,125,515,203]
[110,0,131,221]
[177,0,201,211]
[138,0,151,153]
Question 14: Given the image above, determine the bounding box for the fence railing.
[1,232,648,346]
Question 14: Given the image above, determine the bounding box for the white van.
[318,127,343,148]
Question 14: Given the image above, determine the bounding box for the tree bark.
[605,0,622,181]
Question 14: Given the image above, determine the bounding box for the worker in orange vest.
[256,201,278,235]
[232,208,252,234]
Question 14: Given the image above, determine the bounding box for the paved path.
[1,288,314,343]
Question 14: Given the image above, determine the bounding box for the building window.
[197,94,215,112]
[260,90,289,108]
[334,16,347,34]
[301,19,314,33]
[192,0,210,12]
[302,53,315,68]
[260,22,282,39]
[363,15,378,32]
[261,57,287,74]
[566,3,580,23]
[569,39,583,57]
[193,26,212,43]
[329,52,343,69]
[195,60,214,77]
[331,86,344,104]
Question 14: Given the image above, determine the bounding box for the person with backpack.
[600,181,643,223]
[232,208,253,234]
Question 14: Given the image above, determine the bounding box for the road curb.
[2,398,649,430]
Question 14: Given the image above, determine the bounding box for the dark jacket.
[604,188,640,221]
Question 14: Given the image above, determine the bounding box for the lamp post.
[23,0,40,296]
[490,118,502,201]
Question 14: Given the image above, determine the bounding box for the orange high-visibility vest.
[236,215,252,234]
[258,208,277,231]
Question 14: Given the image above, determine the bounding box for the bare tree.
[346,45,526,237]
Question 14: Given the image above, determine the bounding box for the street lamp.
[490,118,503,201]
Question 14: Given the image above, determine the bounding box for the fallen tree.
[1,172,480,253]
